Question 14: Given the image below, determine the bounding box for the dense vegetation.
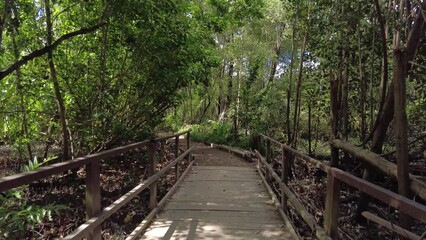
[0,0,425,238]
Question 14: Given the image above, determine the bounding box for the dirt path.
[189,142,254,167]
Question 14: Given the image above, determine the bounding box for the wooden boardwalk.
[141,166,295,239]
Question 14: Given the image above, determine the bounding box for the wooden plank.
[256,151,331,240]
[165,201,275,212]
[125,161,195,240]
[142,221,289,240]
[331,139,426,200]
[141,165,293,239]
[324,171,340,239]
[65,147,194,240]
[85,159,101,240]
[159,209,278,219]
[142,221,287,239]
[171,192,271,202]
[148,141,158,210]
[257,165,301,240]
[0,131,192,193]
[259,134,330,173]
[147,220,285,230]
[330,167,426,223]
[361,211,420,240]
[192,166,257,171]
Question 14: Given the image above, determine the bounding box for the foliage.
[188,121,251,149]
[21,156,57,172]
[0,190,69,239]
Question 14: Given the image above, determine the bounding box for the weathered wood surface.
[141,166,295,239]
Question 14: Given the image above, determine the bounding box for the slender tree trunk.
[393,0,411,229]
[0,0,10,47]
[369,19,376,131]
[330,72,340,167]
[393,48,411,230]
[11,23,33,162]
[375,0,389,114]
[357,0,426,220]
[286,25,296,144]
[340,50,349,140]
[359,33,367,142]
[218,60,225,118]
[292,32,307,148]
[308,100,312,156]
[226,61,234,116]
[44,0,70,160]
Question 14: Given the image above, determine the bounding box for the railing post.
[265,139,271,181]
[85,159,101,240]
[281,146,288,212]
[149,140,158,210]
[175,136,180,181]
[324,169,340,239]
[186,131,191,163]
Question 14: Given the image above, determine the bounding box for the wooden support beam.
[330,167,426,223]
[257,164,300,240]
[281,147,289,212]
[256,151,331,240]
[324,171,340,239]
[174,136,179,182]
[361,211,420,240]
[126,160,195,240]
[65,147,195,240]
[186,132,191,163]
[149,141,158,210]
[331,139,426,200]
[259,133,329,173]
[265,139,271,182]
[85,159,101,240]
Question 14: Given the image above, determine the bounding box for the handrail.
[0,130,191,192]
[0,130,192,240]
[328,167,426,223]
[64,147,194,239]
[256,150,330,240]
[331,139,426,200]
[258,133,329,172]
[255,133,426,239]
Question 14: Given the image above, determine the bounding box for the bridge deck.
[141,166,294,239]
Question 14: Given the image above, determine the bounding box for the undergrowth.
[179,121,252,149]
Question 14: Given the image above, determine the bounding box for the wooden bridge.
[0,131,425,239]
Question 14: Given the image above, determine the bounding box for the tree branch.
[0,22,106,80]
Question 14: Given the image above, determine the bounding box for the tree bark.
[292,31,307,148]
[11,19,33,162]
[286,25,296,144]
[340,50,349,140]
[0,22,105,81]
[358,32,367,142]
[45,0,70,160]
[0,0,10,47]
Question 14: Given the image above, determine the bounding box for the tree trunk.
[357,0,426,220]
[393,49,411,229]
[44,0,70,161]
[292,31,307,148]
[340,50,349,140]
[286,25,296,144]
[226,61,234,115]
[393,0,411,229]
[359,33,367,142]
[11,21,33,162]
[218,60,225,118]
[329,72,340,167]
[0,0,10,47]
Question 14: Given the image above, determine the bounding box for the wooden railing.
[0,131,193,240]
[255,134,426,240]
